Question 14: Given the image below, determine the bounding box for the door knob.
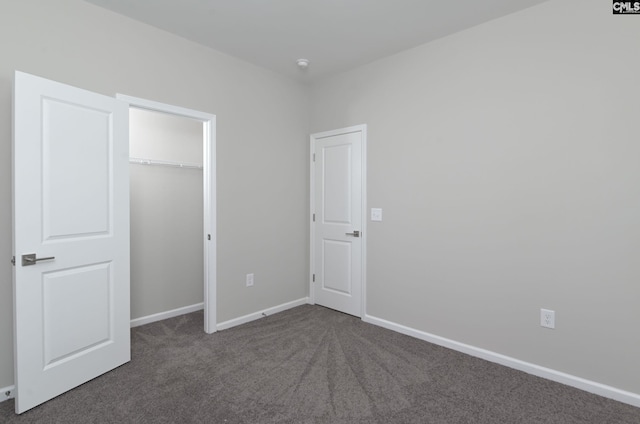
[21,253,56,266]
[345,230,360,237]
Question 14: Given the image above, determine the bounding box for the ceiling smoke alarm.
[296,59,310,70]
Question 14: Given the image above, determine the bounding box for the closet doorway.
[117,94,216,334]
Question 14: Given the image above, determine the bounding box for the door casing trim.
[116,94,217,334]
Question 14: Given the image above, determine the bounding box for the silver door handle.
[22,253,55,266]
[345,230,360,237]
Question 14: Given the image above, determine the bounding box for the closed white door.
[12,71,130,413]
[311,125,366,317]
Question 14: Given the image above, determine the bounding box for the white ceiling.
[85,0,549,83]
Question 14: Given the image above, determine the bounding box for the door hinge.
[313,213,315,222]
[312,274,315,282]
[313,153,316,162]
[11,256,15,266]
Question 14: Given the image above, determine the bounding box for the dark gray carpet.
[1,304,639,423]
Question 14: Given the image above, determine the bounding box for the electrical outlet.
[540,308,555,329]
[246,273,254,287]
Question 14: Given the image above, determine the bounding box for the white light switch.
[371,208,382,222]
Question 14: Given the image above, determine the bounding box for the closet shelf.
[129,157,203,170]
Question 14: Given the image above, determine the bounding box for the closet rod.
[129,157,203,170]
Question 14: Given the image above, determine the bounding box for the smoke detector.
[296,59,310,70]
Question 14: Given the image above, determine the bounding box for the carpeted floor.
[1,304,639,423]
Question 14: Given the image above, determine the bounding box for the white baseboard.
[217,297,309,331]
[363,314,640,408]
[1,385,15,403]
[130,303,204,328]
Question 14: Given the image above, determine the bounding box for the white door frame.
[117,94,217,334]
[309,124,367,317]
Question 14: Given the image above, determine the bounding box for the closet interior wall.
[129,108,204,320]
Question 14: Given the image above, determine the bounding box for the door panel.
[13,71,130,413]
[43,263,112,367]
[323,144,352,223]
[322,239,352,294]
[43,98,111,239]
[312,127,365,317]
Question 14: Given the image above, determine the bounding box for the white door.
[12,71,130,413]
[311,125,366,317]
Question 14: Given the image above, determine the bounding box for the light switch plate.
[371,208,382,222]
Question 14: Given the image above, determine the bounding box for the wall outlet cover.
[540,308,555,329]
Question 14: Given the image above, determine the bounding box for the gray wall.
[2,0,639,401]
[0,0,309,389]
[310,0,640,394]
[130,109,204,319]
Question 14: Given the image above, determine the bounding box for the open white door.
[12,71,130,413]
[311,125,366,317]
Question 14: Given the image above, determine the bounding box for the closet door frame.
[116,94,217,334]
